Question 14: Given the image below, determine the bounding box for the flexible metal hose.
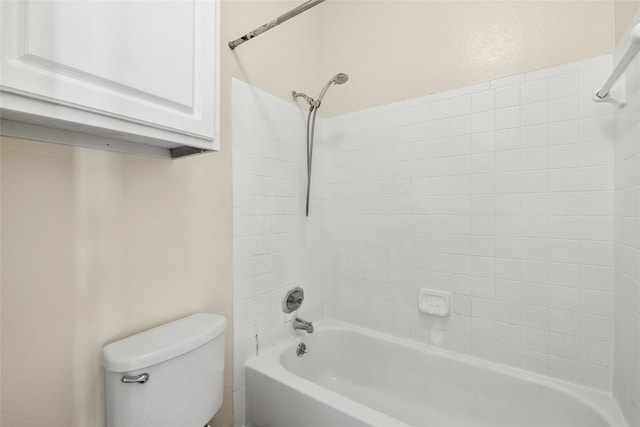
[306,105,318,216]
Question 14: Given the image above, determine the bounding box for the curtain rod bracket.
[593,92,626,109]
[593,23,640,109]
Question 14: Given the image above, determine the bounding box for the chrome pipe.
[228,0,325,50]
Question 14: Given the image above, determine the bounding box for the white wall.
[231,79,327,427]
[613,7,640,426]
[322,55,616,390]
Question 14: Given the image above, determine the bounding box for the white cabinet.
[0,0,219,158]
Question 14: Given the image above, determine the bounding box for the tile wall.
[231,79,326,427]
[613,9,640,426]
[233,54,626,426]
[322,55,616,391]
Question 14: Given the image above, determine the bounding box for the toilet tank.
[102,313,226,427]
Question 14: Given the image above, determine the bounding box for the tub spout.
[292,317,314,334]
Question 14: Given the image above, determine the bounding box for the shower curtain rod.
[593,23,640,108]
[228,0,325,50]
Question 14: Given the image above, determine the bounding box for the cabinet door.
[1,1,217,149]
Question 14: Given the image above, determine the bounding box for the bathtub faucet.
[292,317,314,334]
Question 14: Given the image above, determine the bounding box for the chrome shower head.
[293,73,349,110]
[331,73,349,85]
[316,72,349,106]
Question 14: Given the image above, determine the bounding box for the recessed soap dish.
[418,288,450,317]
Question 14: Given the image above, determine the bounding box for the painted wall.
[1,138,234,426]
[613,7,640,426]
[321,1,615,117]
[0,1,323,426]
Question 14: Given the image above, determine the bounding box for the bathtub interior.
[276,324,626,427]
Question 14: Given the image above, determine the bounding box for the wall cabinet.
[0,1,219,158]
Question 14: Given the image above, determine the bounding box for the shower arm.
[228,0,325,50]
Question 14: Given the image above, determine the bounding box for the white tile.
[495,128,521,151]
[581,363,612,390]
[521,102,548,126]
[521,124,548,148]
[549,356,582,383]
[549,72,580,99]
[550,286,582,312]
[472,111,495,133]
[495,106,520,130]
[521,327,549,353]
[549,309,581,335]
[549,120,580,145]
[549,144,580,168]
[472,90,495,113]
[581,314,613,342]
[521,79,548,104]
[549,96,580,122]
[450,94,472,116]
[581,338,613,367]
[581,289,614,316]
[495,85,521,108]
[549,332,580,359]
[549,169,582,192]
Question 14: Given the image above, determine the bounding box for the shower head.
[331,73,349,85]
[293,73,349,110]
[316,72,349,106]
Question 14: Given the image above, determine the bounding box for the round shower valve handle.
[282,287,304,313]
[121,373,149,384]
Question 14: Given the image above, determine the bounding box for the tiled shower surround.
[322,54,615,390]
[614,10,640,427]
[232,79,327,425]
[233,52,632,424]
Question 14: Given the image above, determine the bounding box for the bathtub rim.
[245,319,628,427]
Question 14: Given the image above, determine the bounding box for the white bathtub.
[245,320,627,427]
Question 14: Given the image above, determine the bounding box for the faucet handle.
[282,287,304,313]
[288,294,302,305]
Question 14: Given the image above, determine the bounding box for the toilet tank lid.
[102,313,226,373]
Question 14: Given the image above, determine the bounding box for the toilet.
[102,313,226,427]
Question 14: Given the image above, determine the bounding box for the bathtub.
[245,320,627,427]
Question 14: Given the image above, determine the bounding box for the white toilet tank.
[102,313,226,427]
